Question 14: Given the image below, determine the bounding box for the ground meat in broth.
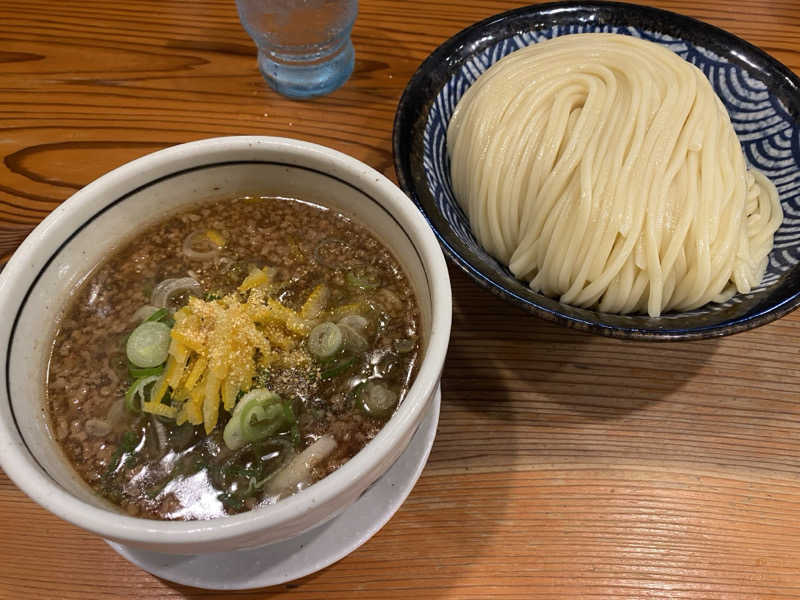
[46,196,420,520]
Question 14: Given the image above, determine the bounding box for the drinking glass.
[236,0,358,99]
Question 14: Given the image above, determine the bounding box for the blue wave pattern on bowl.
[423,24,800,310]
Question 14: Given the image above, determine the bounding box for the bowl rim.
[0,135,452,548]
[392,0,800,341]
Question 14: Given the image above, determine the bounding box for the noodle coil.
[447,33,783,316]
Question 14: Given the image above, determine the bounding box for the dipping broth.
[46,196,420,520]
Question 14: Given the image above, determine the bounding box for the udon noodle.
[447,33,783,316]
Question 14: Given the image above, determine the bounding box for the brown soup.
[46,196,420,520]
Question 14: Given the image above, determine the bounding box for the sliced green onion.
[339,323,368,353]
[144,306,174,328]
[358,380,398,418]
[241,400,285,443]
[308,322,343,359]
[223,405,246,451]
[338,314,369,333]
[126,321,171,368]
[320,355,355,379]
[151,277,202,308]
[345,266,380,290]
[131,304,160,323]
[223,388,285,450]
[128,362,165,379]
[124,375,160,413]
[144,307,169,323]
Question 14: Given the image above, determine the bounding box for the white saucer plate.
[106,384,441,590]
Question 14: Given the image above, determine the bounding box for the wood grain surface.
[2,0,800,598]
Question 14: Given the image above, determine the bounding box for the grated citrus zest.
[141,274,326,433]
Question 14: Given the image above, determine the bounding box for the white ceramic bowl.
[0,136,452,554]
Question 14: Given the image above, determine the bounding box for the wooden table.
[2,0,799,597]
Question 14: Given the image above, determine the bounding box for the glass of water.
[236,0,358,99]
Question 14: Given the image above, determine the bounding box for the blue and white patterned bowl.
[393,1,800,340]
